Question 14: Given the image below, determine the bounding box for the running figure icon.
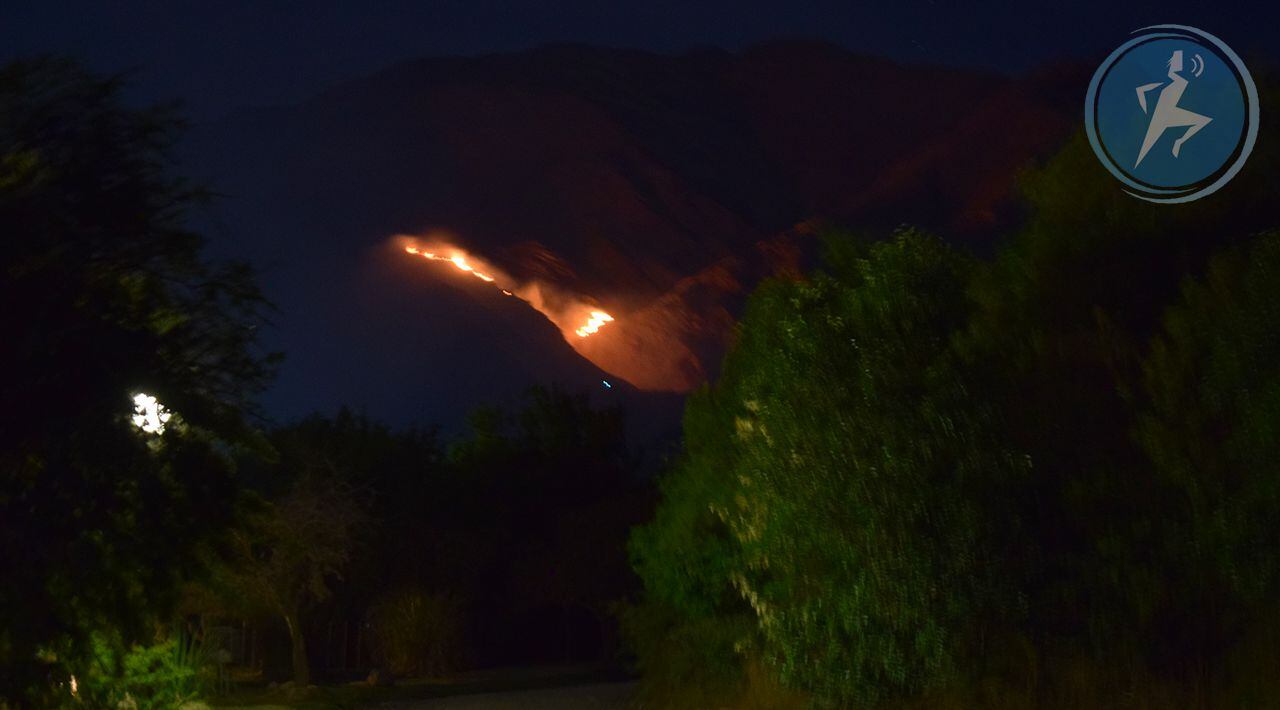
[1134,50,1213,168]
[1086,25,1257,203]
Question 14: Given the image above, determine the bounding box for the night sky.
[4,1,1269,430]
[5,1,1266,121]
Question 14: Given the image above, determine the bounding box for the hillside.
[185,41,1084,426]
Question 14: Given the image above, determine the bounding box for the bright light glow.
[69,675,78,697]
[403,246,498,283]
[575,310,615,337]
[399,237,616,340]
[131,393,172,435]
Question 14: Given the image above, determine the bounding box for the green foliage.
[724,231,1030,705]
[629,393,745,620]
[1137,230,1280,645]
[618,601,762,708]
[367,588,467,678]
[632,230,1030,706]
[630,122,1280,705]
[960,125,1280,667]
[68,629,217,710]
[0,58,275,704]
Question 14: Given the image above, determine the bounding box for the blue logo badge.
[1085,25,1259,203]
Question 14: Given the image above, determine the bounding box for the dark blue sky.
[4,1,1267,120]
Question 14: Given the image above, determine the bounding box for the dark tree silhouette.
[216,471,364,687]
[449,386,650,666]
[0,59,275,705]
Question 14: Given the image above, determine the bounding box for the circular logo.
[1085,25,1259,203]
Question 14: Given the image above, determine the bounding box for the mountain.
[183,41,1085,429]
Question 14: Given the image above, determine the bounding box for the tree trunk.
[284,610,311,687]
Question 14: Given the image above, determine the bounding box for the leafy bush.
[619,600,808,709]
[1136,230,1280,660]
[367,588,467,678]
[68,629,217,709]
[619,601,749,703]
[631,230,1030,707]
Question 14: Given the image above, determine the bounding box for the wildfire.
[575,310,614,337]
[399,238,615,340]
[405,246,497,283]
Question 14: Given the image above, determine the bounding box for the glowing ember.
[575,310,614,337]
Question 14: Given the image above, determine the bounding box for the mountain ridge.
[184,41,1084,425]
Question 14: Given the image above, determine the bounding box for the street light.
[131,392,172,435]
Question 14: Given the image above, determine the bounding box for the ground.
[376,681,635,709]
[215,666,636,710]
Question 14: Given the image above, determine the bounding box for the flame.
[398,237,615,340]
[405,246,498,283]
[575,310,614,337]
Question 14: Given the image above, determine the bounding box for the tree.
[268,410,444,604]
[1135,230,1280,673]
[956,126,1280,676]
[0,59,275,705]
[216,467,365,687]
[449,386,648,666]
[624,384,763,707]
[632,230,1029,707]
[627,94,1280,704]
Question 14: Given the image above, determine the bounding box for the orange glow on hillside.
[397,236,615,341]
